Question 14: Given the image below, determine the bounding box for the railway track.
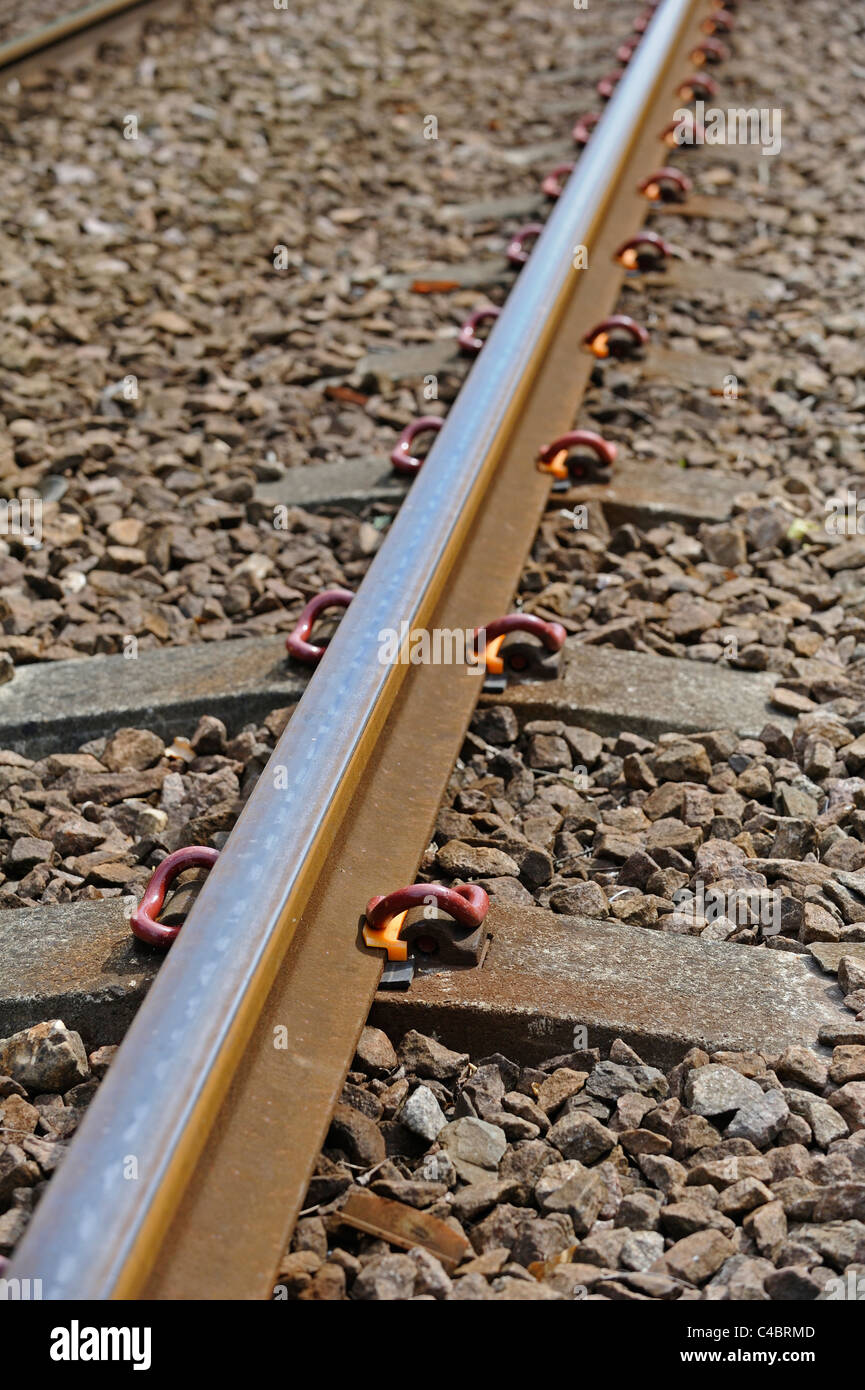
[2,0,865,1316]
[0,0,171,79]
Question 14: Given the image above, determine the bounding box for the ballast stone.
[400,1085,447,1142]
[353,1025,398,1078]
[0,1020,90,1094]
[439,1117,507,1182]
[725,1087,790,1147]
[398,1029,468,1082]
[684,1064,764,1117]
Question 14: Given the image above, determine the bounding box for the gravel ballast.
[426,700,865,967]
[3,0,865,1310]
[274,1028,865,1301]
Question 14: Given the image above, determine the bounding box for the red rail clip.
[702,7,734,34]
[617,38,640,64]
[536,429,617,482]
[677,73,719,102]
[690,37,728,64]
[506,223,543,267]
[457,306,500,354]
[572,112,601,146]
[632,8,655,34]
[474,614,566,678]
[131,846,220,948]
[615,230,672,271]
[390,416,444,474]
[583,315,649,360]
[541,162,574,199]
[364,883,489,961]
[639,168,692,202]
[286,588,354,664]
[597,69,625,101]
[661,116,707,148]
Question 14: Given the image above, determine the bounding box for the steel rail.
[0,0,158,70]
[9,0,705,1299]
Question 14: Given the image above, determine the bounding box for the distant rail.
[0,0,162,73]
